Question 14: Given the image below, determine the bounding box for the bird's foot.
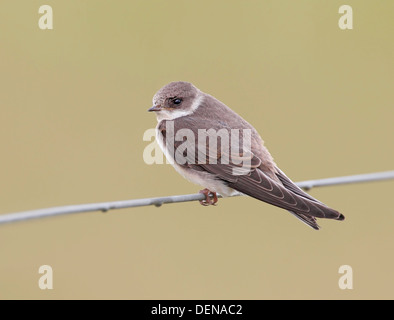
[199,188,218,206]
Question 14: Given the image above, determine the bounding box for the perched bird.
[148,81,344,230]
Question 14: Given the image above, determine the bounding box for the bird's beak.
[148,105,161,112]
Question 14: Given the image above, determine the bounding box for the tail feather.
[275,167,345,222]
[288,211,320,230]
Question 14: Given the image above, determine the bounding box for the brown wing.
[196,158,344,221]
[274,167,323,203]
[159,101,344,228]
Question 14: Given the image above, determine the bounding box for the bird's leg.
[199,188,218,206]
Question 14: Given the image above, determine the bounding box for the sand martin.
[148,81,344,230]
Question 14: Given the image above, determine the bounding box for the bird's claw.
[199,188,218,206]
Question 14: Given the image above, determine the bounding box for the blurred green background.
[0,0,393,299]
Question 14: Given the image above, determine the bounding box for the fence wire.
[0,170,393,225]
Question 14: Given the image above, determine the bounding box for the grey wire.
[0,170,393,225]
[296,171,394,190]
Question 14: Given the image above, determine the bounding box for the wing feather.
[159,111,344,226]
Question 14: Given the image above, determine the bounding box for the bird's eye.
[173,98,182,105]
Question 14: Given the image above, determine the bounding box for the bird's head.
[149,81,202,120]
